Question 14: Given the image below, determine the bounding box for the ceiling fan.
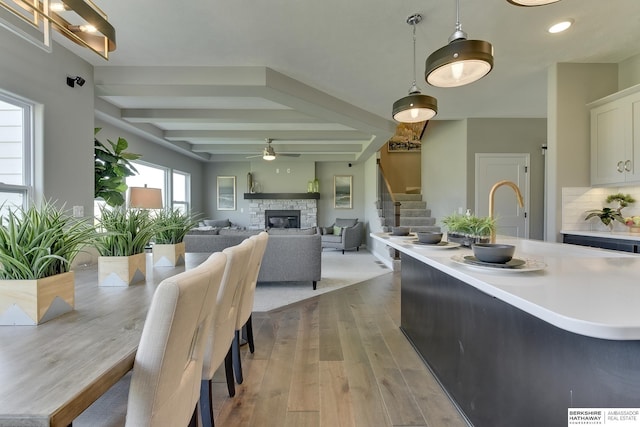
[247,139,301,161]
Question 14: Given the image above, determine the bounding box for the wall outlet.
[287,168,291,174]
[73,205,84,217]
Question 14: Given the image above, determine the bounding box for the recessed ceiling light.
[507,0,560,6]
[548,19,573,34]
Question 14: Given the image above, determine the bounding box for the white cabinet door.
[627,92,640,183]
[591,99,626,185]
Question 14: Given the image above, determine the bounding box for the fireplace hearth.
[265,210,301,229]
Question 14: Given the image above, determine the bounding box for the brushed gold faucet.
[488,180,524,243]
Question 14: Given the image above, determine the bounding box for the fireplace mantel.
[243,192,319,200]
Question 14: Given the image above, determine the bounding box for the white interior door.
[475,153,530,238]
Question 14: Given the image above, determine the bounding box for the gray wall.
[546,63,618,241]
[0,34,94,215]
[466,118,547,240]
[204,160,365,229]
[421,120,468,224]
[619,53,640,90]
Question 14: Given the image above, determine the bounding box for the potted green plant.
[585,193,636,231]
[0,201,96,325]
[152,208,200,267]
[94,128,141,207]
[94,206,160,286]
[441,213,496,247]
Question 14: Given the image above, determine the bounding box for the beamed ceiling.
[52,0,640,163]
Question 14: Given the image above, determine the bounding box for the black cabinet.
[563,234,640,253]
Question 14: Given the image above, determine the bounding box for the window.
[125,162,191,212]
[0,92,33,215]
[172,170,190,212]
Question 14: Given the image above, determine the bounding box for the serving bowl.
[472,243,515,264]
[416,231,443,244]
[391,226,411,236]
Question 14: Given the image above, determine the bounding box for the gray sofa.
[319,218,364,254]
[184,228,322,289]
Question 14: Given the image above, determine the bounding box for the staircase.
[379,193,441,233]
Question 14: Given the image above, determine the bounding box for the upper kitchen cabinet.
[590,86,640,186]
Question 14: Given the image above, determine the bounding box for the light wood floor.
[211,271,469,427]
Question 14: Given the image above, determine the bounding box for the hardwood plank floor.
[212,271,469,427]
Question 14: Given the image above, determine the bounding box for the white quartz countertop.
[561,229,640,242]
[372,232,640,341]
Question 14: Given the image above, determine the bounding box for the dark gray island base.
[400,254,640,427]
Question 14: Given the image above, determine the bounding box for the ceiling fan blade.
[245,154,262,158]
[277,153,301,157]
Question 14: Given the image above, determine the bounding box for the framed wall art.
[217,176,236,210]
[334,175,352,209]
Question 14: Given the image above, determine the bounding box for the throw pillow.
[335,218,358,228]
[333,225,343,236]
[323,226,333,235]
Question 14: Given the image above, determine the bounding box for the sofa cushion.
[333,225,343,236]
[218,229,261,237]
[322,234,342,244]
[188,228,219,235]
[268,227,316,235]
[203,219,231,228]
[335,218,358,228]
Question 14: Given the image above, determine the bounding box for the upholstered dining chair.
[232,231,269,384]
[73,251,227,427]
[200,238,255,427]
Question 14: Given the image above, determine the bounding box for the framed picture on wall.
[334,175,352,209]
[217,176,236,210]
[387,121,426,152]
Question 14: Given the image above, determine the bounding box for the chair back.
[235,231,269,329]
[125,252,227,427]
[202,238,255,380]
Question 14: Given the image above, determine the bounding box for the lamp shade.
[129,186,163,209]
[392,93,438,123]
[425,39,494,88]
[506,0,560,6]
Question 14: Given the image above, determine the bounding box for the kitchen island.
[371,233,640,427]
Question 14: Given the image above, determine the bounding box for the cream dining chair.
[232,231,269,384]
[73,251,228,427]
[200,238,255,427]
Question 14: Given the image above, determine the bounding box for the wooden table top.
[0,253,208,427]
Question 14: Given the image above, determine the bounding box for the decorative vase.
[247,172,253,193]
[98,253,147,286]
[307,180,314,193]
[0,272,75,325]
[153,242,185,267]
[629,226,640,233]
[313,178,319,193]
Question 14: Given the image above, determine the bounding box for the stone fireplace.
[246,194,318,229]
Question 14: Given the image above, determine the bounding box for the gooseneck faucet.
[488,180,524,243]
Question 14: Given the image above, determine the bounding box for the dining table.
[0,253,209,427]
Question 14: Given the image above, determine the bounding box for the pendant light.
[392,14,438,123]
[507,0,560,6]
[425,0,494,88]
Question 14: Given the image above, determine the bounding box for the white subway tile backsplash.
[562,186,640,231]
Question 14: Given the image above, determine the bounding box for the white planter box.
[98,253,147,286]
[0,272,75,325]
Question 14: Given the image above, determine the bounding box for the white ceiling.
[58,0,640,162]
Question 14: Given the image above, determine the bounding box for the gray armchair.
[320,218,363,254]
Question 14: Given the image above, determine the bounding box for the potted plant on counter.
[152,208,200,267]
[94,206,160,286]
[585,193,635,231]
[441,213,495,247]
[0,201,96,325]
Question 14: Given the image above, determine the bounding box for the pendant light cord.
[412,23,417,87]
